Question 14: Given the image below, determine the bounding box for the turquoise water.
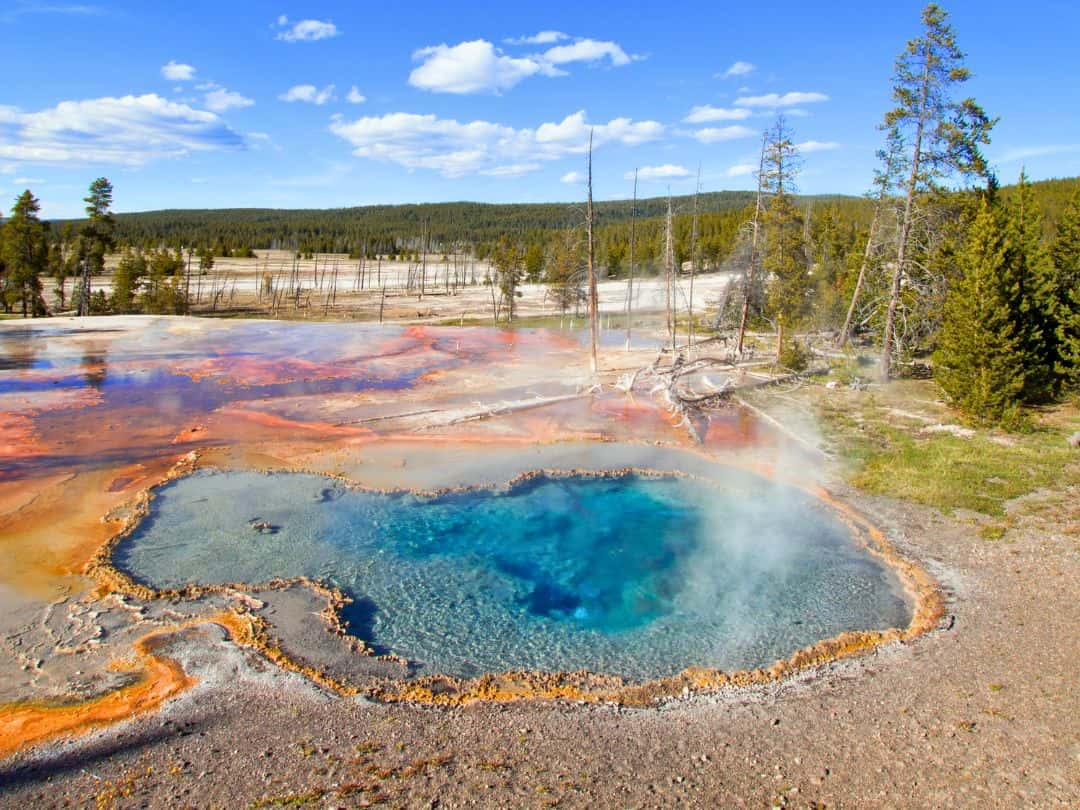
[115,470,910,681]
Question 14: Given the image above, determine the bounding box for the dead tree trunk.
[688,167,701,353]
[838,208,881,348]
[736,132,769,354]
[625,168,638,351]
[664,194,676,360]
[882,59,930,381]
[586,129,599,374]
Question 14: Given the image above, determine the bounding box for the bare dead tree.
[736,132,769,354]
[625,168,638,351]
[664,193,676,359]
[586,129,599,374]
[838,127,903,348]
[688,166,701,353]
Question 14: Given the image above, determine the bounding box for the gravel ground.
[2,484,1076,809]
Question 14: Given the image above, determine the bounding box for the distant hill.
[53,191,864,254]
[51,177,1079,255]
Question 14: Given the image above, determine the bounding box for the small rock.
[1068,431,1080,448]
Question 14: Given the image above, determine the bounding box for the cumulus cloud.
[161,60,196,81]
[692,125,757,144]
[536,110,663,146]
[408,40,554,95]
[797,140,840,153]
[725,163,756,177]
[203,86,254,112]
[560,170,584,184]
[0,94,246,165]
[735,91,828,108]
[274,16,339,42]
[542,38,632,67]
[409,36,638,95]
[720,60,755,78]
[329,109,663,178]
[279,84,336,105]
[997,143,1080,163]
[505,30,568,45]
[630,164,691,181]
[479,163,541,177]
[346,86,366,104]
[684,105,751,124]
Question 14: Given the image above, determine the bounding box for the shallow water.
[116,470,910,681]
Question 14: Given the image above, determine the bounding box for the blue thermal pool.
[115,470,911,681]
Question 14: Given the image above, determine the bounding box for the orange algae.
[0,614,243,759]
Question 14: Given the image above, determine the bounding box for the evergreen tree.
[78,178,115,316]
[879,3,996,379]
[934,201,1025,423]
[1052,190,1080,387]
[760,116,809,326]
[545,230,586,314]
[491,236,523,322]
[111,250,147,313]
[2,190,48,317]
[1002,171,1058,401]
[523,242,544,283]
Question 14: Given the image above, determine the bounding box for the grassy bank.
[812,380,1079,518]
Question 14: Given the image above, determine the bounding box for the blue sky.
[1,0,1077,217]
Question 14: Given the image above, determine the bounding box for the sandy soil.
[75,249,735,325]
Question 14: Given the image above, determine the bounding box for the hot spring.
[114,469,911,682]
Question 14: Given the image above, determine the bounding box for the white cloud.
[409,36,638,95]
[684,105,751,124]
[409,40,553,95]
[12,176,44,184]
[720,60,755,79]
[204,86,254,112]
[797,140,840,153]
[0,4,105,21]
[536,110,664,146]
[505,30,567,45]
[630,164,691,181]
[279,84,336,105]
[274,17,339,42]
[997,144,1080,163]
[735,91,828,108]
[0,94,245,166]
[560,170,584,184]
[542,38,632,67]
[692,125,757,144]
[161,60,195,81]
[725,163,756,177]
[346,86,366,104]
[329,109,664,178]
[479,163,541,177]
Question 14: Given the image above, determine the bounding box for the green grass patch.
[818,393,1078,516]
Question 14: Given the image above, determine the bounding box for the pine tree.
[111,250,147,313]
[880,3,996,379]
[78,177,115,316]
[2,190,48,317]
[934,200,1025,423]
[760,116,809,326]
[1002,171,1058,401]
[1052,190,1080,387]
